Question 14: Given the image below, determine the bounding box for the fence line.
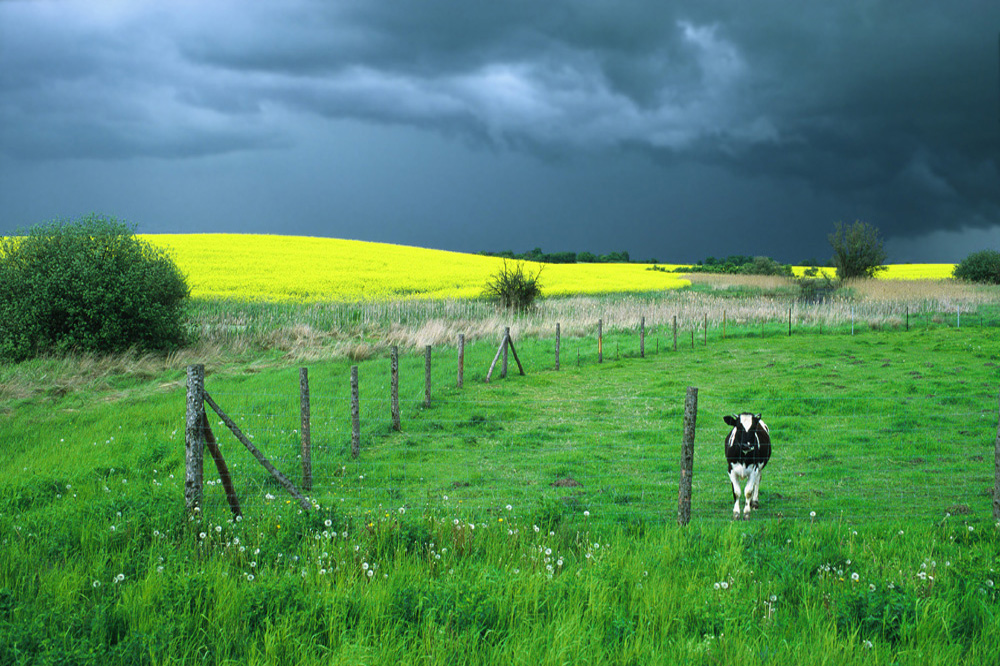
[183,330,1000,526]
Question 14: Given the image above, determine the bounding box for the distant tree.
[577,251,598,263]
[0,214,189,362]
[952,249,1000,284]
[482,260,543,310]
[828,220,888,279]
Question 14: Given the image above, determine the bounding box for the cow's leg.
[748,466,764,510]
[728,470,742,519]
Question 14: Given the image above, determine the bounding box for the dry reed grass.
[5,275,996,404]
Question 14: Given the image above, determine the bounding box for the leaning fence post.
[184,364,206,513]
[390,346,401,431]
[457,334,465,389]
[994,390,1000,521]
[677,386,698,526]
[351,366,361,458]
[299,367,312,492]
[424,345,432,407]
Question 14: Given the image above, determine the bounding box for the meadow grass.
[3,290,1000,664]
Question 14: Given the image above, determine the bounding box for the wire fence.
[188,322,1000,527]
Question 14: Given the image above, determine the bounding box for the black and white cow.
[724,413,771,520]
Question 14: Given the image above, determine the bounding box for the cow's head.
[724,413,767,447]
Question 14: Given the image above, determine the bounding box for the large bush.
[952,249,1000,284]
[0,215,189,361]
[828,220,888,279]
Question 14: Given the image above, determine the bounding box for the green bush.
[482,260,543,311]
[0,214,189,361]
[952,249,1000,284]
[828,220,888,279]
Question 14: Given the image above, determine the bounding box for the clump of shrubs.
[952,249,1000,285]
[0,214,190,362]
[482,259,543,311]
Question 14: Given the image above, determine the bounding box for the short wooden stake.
[673,316,678,352]
[598,319,603,364]
[457,334,465,389]
[300,367,311,493]
[555,323,561,370]
[640,316,646,358]
[390,346,401,431]
[351,366,361,458]
[677,386,698,526]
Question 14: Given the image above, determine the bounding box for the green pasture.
[2,302,1000,664]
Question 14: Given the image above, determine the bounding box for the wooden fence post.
[994,390,1000,521]
[351,366,361,458]
[640,316,646,358]
[457,334,465,389]
[555,323,561,370]
[788,308,792,336]
[673,316,678,352]
[300,367,312,493]
[677,386,698,526]
[501,328,509,379]
[598,319,603,363]
[390,346,401,431]
[184,364,206,513]
[424,345,432,407]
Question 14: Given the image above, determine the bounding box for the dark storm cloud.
[1,0,998,256]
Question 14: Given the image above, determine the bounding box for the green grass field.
[3,295,1000,664]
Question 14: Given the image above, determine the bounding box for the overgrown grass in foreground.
[3,496,999,664]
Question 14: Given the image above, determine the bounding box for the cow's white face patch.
[739,414,754,431]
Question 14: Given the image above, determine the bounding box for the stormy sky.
[1,1,998,263]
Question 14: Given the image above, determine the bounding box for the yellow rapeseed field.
[143,234,691,302]
[143,234,958,302]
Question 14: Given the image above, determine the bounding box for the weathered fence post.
[555,323,561,370]
[457,334,465,389]
[424,345,432,407]
[906,306,910,332]
[184,364,206,513]
[994,390,1000,521]
[640,316,646,358]
[673,316,678,352]
[788,308,792,336]
[351,366,361,458]
[598,319,603,363]
[501,328,509,379]
[390,346,401,431]
[677,386,698,526]
[300,367,311,493]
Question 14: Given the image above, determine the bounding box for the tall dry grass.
[5,276,996,403]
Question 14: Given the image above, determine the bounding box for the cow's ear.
[754,413,762,421]
[723,415,738,426]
